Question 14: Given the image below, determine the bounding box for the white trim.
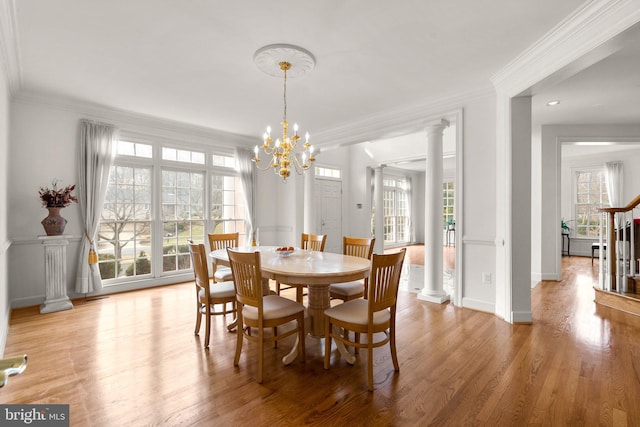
[462,237,495,246]
[491,0,640,95]
[313,89,490,149]
[461,297,495,314]
[13,91,256,147]
[0,0,21,94]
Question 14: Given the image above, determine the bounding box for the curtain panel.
[75,120,119,294]
[235,148,256,243]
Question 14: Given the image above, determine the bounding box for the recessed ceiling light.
[546,100,560,106]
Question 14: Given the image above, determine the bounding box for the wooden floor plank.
[1,256,640,426]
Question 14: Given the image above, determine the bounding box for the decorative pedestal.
[39,236,73,314]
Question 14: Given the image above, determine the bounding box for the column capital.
[424,118,450,134]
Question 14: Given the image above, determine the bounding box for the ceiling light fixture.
[252,44,316,180]
[546,100,560,106]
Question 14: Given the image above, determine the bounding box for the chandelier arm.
[291,153,307,175]
[253,157,278,171]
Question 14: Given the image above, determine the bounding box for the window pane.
[98,164,153,281]
[162,169,206,273]
[574,169,607,237]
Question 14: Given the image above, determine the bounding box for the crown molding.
[0,0,21,94]
[491,0,640,96]
[312,86,492,148]
[13,90,256,146]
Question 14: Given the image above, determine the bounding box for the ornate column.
[418,119,450,304]
[39,236,74,314]
[373,165,385,254]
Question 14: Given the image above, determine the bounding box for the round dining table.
[209,245,371,364]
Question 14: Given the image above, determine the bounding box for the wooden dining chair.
[329,236,375,301]
[227,248,306,383]
[324,249,406,391]
[301,233,327,251]
[207,232,239,282]
[276,233,327,302]
[188,241,237,349]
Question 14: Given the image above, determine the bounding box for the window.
[315,166,341,179]
[210,173,245,238]
[161,170,205,273]
[574,168,609,237]
[443,182,454,226]
[383,177,409,244]
[99,165,152,279]
[97,139,246,285]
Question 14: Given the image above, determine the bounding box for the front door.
[316,179,342,253]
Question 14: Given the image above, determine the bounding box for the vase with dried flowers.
[39,180,78,236]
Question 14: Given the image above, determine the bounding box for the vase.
[41,206,67,236]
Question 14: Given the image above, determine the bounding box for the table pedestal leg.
[307,285,329,337]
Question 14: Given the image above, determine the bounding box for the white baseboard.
[461,297,495,314]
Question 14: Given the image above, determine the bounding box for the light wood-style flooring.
[1,256,639,426]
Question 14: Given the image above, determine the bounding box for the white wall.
[537,124,640,281]
[8,95,254,307]
[0,54,10,353]
[460,94,498,313]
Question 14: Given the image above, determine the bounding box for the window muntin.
[161,170,205,273]
[211,174,246,244]
[315,166,341,179]
[98,165,153,279]
[212,154,236,168]
[162,147,205,164]
[574,169,609,237]
[117,141,152,158]
[443,182,454,226]
[383,176,409,244]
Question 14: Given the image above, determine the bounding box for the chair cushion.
[324,299,390,326]
[198,280,236,300]
[329,280,364,297]
[213,266,233,282]
[242,295,304,321]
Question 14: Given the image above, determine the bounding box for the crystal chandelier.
[253,45,316,180]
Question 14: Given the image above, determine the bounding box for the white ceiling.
[12,0,591,145]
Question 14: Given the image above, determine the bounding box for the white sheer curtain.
[235,148,256,243]
[75,120,119,294]
[605,161,624,209]
[405,176,414,243]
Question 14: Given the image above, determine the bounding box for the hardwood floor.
[2,256,639,426]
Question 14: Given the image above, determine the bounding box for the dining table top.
[209,245,371,286]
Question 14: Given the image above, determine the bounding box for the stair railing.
[599,194,640,293]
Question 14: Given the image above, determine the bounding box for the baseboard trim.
[461,297,494,314]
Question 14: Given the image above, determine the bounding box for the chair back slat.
[188,241,210,294]
[343,236,375,259]
[368,249,406,313]
[208,232,239,251]
[301,233,327,251]
[227,249,263,308]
